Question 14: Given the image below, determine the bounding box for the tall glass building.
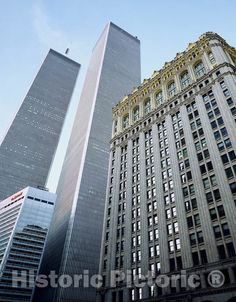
[34,22,141,302]
[98,32,236,302]
[0,50,80,200]
[0,187,56,302]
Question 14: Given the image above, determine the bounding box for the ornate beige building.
[112,32,236,137]
[98,32,236,302]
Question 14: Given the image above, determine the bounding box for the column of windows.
[186,102,211,266]
[131,137,141,286]
[103,150,117,276]
[145,129,160,281]
[115,146,128,270]
[202,90,236,259]
[219,79,236,128]
[158,119,181,273]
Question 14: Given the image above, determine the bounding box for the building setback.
[33,22,141,302]
[98,32,236,302]
[0,50,80,200]
[0,187,56,302]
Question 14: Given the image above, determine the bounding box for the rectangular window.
[227,97,233,105]
[200,164,206,174]
[210,175,217,186]
[151,176,155,185]
[225,138,232,149]
[167,224,173,235]
[203,178,210,189]
[214,131,221,140]
[195,141,201,151]
[222,223,230,236]
[231,107,236,116]
[137,221,141,231]
[153,214,158,224]
[164,195,170,205]
[225,167,234,179]
[217,205,225,217]
[183,187,188,197]
[172,207,177,217]
[200,250,208,264]
[194,214,201,226]
[185,201,191,211]
[179,162,184,171]
[189,184,195,195]
[187,216,193,228]
[213,225,221,238]
[163,183,168,192]
[210,208,217,220]
[211,121,217,129]
[169,240,174,252]
[190,233,196,246]
[221,127,228,137]
[153,201,157,210]
[138,288,142,300]
[155,245,160,256]
[175,238,181,250]
[229,151,236,161]
[226,242,236,257]
[217,142,225,151]
[149,231,153,241]
[206,161,213,171]
[197,231,204,244]
[149,246,154,258]
[208,111,214,119]
[217,117,224,126]
[217,245,226,260]
[174,222,179,233]
[155,229,159,240]
[166,209,171,219]
[137,250,141,261]
[206,192,213,203]
[137,235,141,245]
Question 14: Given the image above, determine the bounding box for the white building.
[0,187,56,302]
[98,32,236,302]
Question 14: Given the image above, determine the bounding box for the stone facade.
[98,33,236,302]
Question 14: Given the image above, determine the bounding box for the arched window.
[194,61,205,78]
[123,114,129,129]
[156,90,163,105]
[168,81,176,97]
[144,98,151,114]
[180,71,191,88]
[113,120,118,133]
[133,106,140,122]
[208,52,216,64]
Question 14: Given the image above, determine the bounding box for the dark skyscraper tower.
[36,22,141,302]
[0,50,80,200]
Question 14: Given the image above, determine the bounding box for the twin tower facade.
[0,22,141,301]
[36,23,141,302]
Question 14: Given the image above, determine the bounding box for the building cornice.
[111,63,235,146]
[112,32,236,119]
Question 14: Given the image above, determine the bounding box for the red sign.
[11,191,23,201]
